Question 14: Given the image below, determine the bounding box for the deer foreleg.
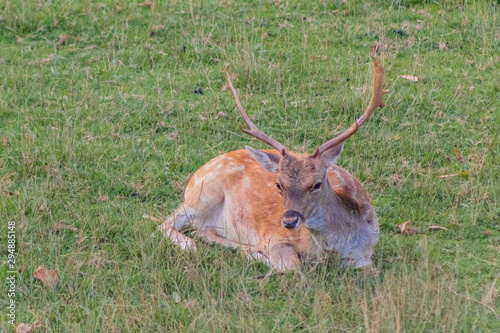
[328,227,378,269]
[268,243,301,272]
[144,209,197,251]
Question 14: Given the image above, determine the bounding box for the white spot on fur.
[225,164,245,173]
[334,170,345,182]
[204,156,224,169]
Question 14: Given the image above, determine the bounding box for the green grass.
[1,0,499,331]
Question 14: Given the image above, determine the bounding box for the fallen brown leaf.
[90,253,107,268]
[438,41,448,51]
[400,75,418,82]
[39,201,47,211]
[488,245,500,252]
[40,54,54,65]
[56,34,70,48]
[53,223,79,232]
[405,227,415,236]
[151,24,165,32]
[453,148,464,161]
[278,20,294,29]
[386,174,404,189]
[399,221,415,236]
[138,0,153,9]
[33,265,58,289]
[113,154,126,162]
[183,299,198,309]
[215,112,226,120]
[16,321,41,333]
[22,152,32,163]
[168,129,179,141]
[98,192,109,202]
[429,226,449,231]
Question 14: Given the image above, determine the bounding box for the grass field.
[1,0,499,331]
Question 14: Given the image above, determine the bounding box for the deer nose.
[282,210,303,229]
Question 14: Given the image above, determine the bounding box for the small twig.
[143,214,162,223]
[466,253,499,268]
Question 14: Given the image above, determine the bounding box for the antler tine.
[316,55,388,156]
[225,65,287,155]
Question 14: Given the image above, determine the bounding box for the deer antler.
[313,55,388,157]
[225,65,287,155]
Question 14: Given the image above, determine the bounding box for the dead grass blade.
[429,226,448,231]
[400,75,418,82]
[33,265,58,289]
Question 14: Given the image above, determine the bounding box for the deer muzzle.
[282,210,304,229]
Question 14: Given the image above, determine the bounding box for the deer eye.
[275,182,282,191]
[311,182,322,191]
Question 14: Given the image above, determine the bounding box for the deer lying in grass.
[145,56,387,271]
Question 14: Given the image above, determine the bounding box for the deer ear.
[319,142,344,167]
[245,146,281,173]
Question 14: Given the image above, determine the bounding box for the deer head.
[225,56,387,230]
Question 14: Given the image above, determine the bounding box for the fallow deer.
[145,56,387,271]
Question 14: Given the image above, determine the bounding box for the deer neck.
[303,178,356,249]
